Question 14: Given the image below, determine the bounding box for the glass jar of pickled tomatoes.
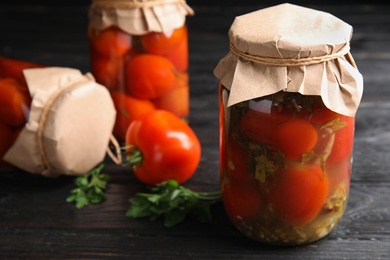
[214,4,363,246]
[88,0,194,141]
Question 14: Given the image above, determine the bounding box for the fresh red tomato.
[89,26,131,58]
[273,117,318,160]
[0,78,31,127]
[125,110,201,185]
[110,91,155,141]
[222,177,263,222]
[141,26,187,56]
[268,163,329,226]
[152,73,189,118]
[0,56,45,86]
[91,55,125,91]
[125,54,176,99]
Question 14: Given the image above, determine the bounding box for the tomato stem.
[196,191,222,201]
[122,145,143,167]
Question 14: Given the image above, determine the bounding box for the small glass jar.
[219,83,354,245]
[88,0,194,141]
[214,4,363,246]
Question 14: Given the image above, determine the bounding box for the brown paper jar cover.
[214,3,363,117]
[3,67,116,177]
[89,0,194,35]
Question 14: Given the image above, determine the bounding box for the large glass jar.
[214,4,363,246]
[88,0,194,141]
[219,84,354,245]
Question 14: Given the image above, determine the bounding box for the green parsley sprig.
[66,163,110,209]
[126,180,222,227]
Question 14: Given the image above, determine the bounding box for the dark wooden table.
[1,2,390,259]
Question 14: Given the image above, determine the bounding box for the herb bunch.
[126,180,222,227]
[66,163,110,209]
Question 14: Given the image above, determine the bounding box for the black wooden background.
[0,2,390,259]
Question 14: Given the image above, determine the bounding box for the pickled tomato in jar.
[0,56,43,166]
[88,0,194,141]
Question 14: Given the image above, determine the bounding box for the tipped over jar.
[88,0,194,141]
[214,4,363,245]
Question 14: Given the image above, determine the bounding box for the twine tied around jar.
[92,0,191,10]
[37,77,88,174]
[106,135,122,165]
[229,41,351,67]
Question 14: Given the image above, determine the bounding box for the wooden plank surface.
[0,3,389,259]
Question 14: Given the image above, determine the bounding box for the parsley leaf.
[126,180,222,227]
[66,163,110,209]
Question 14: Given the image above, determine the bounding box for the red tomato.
[307,101,338,125]
[162,36,188,73]
[327,160,351,195]
[224,136,254,183]
[89,26,131,58]
[0,56,45,86]
[141,26,187,56]
[222,177,263,221]
[0,122,18,165]
[239,108,279,146]
[327,115,355,165]
[268,163,329,226]
[125,54,176,99]
[0,78,31,127]
[91,55,125,91]
[273,117,318,160]
[152,73,189,118]
[125,110,201,185]
[219,83,227,180]
[110,91,155,141]
[240,106,318,160]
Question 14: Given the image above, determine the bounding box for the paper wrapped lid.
[214,3,363,117]
[3,67,116,177]
[89,0,194,35]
